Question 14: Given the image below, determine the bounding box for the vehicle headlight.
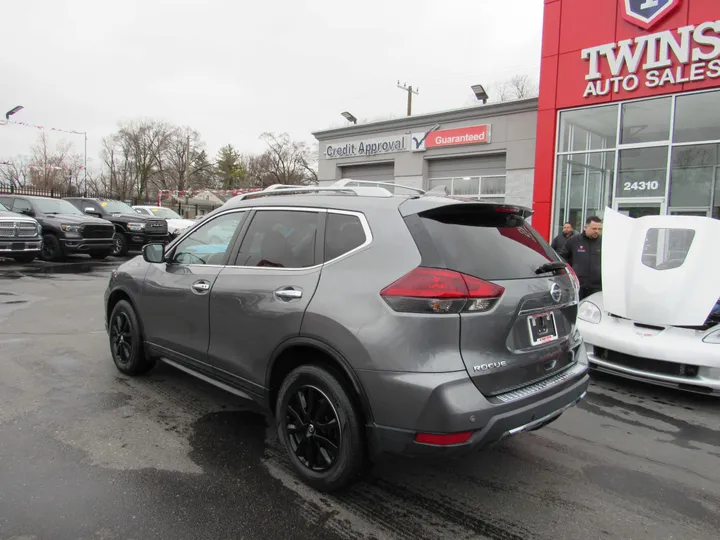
[61,224,82,234]
[36,223,42,235]
[702,328,720,344]
[578,301,602,324]
[127,222,145,232]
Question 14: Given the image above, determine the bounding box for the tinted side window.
[172,211,247,265]
[324,213,366,262]
[12,199,32,214]
[236,210,319,268]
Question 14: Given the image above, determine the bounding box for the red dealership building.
[533,0,720,239]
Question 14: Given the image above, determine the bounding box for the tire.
[276,365,366,492]
[12,254,36,263]
[90,252,111,260]
[108,300,155,376]
[41,234,64,262]
[112,233,129,257]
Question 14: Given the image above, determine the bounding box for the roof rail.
[241,186,393,200]
[331,179,426,195]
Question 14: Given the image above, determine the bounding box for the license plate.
[11,242,24,251]
[527,311,558,346]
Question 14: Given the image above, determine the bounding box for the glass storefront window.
[669,144,718,210]
[621,97,671,144]
[554,90,720,233]
[559,104,618,152]
[452,177,480,196]
[481,176,505,196]
[674,92,720,143]
[428,177,506,200]
[617,147,668,199]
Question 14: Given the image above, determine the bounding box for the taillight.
[565,263,580,292]
[380,267,504,314]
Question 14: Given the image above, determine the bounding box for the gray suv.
[104,185,589,491]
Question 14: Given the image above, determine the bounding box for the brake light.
[495,206,520,214]
[380,267,504,314]
[415,431,473,445]
[565,263,580,293]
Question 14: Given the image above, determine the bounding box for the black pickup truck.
[0,195,115,261]
[65,198,169,257]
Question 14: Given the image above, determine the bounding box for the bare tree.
[468,74,539,105]
[27,133,74,190]
[0,156,30,187]
[246,132,318,188]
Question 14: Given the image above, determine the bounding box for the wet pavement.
[0,258,719,540]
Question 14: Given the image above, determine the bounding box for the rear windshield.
[405,205,559,280]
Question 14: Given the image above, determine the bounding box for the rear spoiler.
[400,195,533,219]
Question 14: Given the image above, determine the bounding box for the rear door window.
[236,210,320,268]
[324,212,367,262]
[406,205,558,280]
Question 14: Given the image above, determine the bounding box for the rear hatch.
[395,199,579,397]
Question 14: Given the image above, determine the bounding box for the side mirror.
[84,207,99,215]
[142,243,165,264]
[20,208,35,216]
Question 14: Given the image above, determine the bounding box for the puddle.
[0,260,119,280]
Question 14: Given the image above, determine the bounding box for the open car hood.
[601,208,720,326]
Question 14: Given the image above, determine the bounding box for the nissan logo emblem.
[550,283,561,303]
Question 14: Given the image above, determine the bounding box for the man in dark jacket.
[559,216,602,300]
[551,221,575,252]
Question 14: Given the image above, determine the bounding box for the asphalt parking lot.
[1,256,719,540]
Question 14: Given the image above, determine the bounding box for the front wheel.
[276,365,366,492]
[41,234,64,262]
[111,233,129,257]
[109,300,155,375]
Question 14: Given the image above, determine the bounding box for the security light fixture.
[5,105,24,120]
[341,111,357,124]
[471,85,489,104]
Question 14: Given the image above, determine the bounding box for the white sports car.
[577,209,720,396]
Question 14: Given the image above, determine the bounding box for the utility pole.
[397,81,419,116]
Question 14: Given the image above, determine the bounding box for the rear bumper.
[0,239,42,256]
[61,238,114,253]
[361,351,590,459]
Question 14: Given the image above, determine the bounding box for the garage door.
[340,163,395,182]
[428,155,507,199]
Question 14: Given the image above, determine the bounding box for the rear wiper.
[535,261,567,275]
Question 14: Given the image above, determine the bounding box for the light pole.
[1,105,24,125]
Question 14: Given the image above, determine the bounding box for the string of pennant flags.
[8,121,86,137]
[0,161,84,171]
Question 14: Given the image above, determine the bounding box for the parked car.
[65,198,169,257]
[104,184,589,492]
[0,200,42,263]
[578,209,720,395]
[0,195,114,261]
[132,205,196,238]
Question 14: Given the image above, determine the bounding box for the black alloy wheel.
[110,311,133,365]
[286,385,341,472]
[112,233,128,257]
[108,300,155,375]
[276,365,366,492]
[41,234,63,262]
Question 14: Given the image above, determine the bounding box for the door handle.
[191,280,211,294]
[275,288,302,300]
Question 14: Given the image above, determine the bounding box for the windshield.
[35,198,83,215]
[101,200,136,214]
[149,207,182,219]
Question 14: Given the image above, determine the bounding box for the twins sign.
[581,19,720,98]
[622,0,681,31]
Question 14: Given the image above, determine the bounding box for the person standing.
[559,216,603,300]
[551,221,575,252]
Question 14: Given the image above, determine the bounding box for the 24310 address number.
[623,180,660,192]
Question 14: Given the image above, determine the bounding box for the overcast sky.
[0,0,542,173]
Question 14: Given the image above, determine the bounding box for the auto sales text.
[581,20,720,98]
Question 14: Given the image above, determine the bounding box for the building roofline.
[312,97,538,140]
